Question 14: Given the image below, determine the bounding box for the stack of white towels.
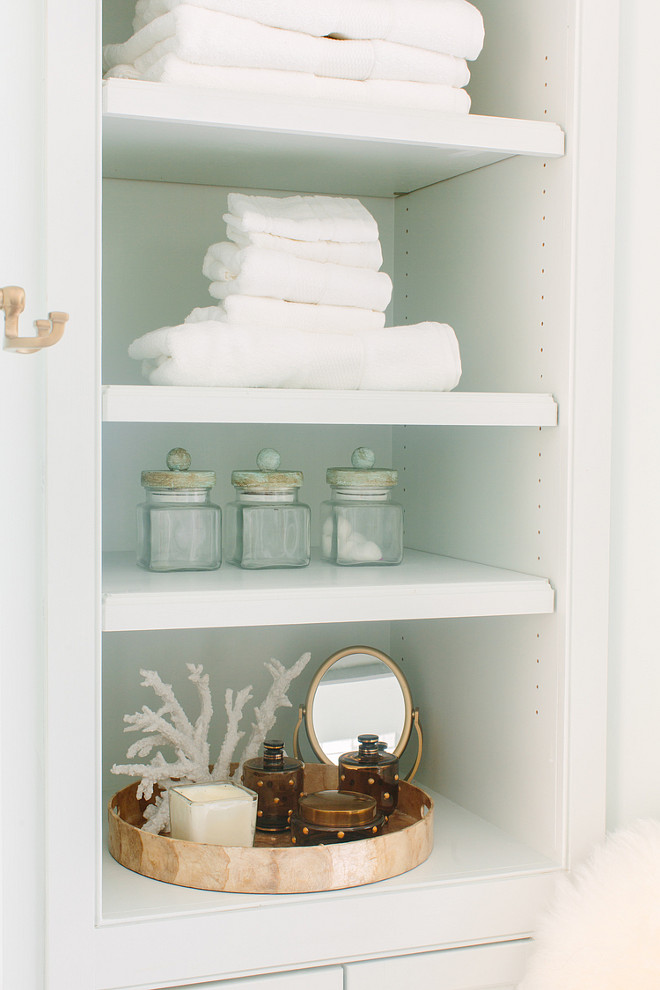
[103,0,484,114]
[128,193,462,391]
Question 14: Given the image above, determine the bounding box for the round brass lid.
[298,789,377,827]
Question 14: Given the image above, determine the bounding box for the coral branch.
[211,685,253,782]
[141,793,171,834]
[237,652,311,775]
[112,653,311,833]
[139,669,194,738]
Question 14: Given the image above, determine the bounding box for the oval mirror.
[295,646,420,778]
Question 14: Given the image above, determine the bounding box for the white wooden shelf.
[102,78,565,196]
[102,549,554,632]
[101,789,557,922]
[97,789,558,986]
[102,385,558,426]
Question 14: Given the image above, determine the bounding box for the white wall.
[608,0,660,828]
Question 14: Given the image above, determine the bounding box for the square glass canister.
[321,447,403,565]
[137,447,221,572]
[224,448,311,568]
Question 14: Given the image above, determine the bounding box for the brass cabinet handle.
[1,286,68,354]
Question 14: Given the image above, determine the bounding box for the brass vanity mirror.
[294,646,422,780]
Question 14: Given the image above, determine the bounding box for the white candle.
[168,781,258,847]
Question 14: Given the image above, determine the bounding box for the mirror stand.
[292,646,423,782]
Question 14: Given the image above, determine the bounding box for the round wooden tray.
[108,763,433,894]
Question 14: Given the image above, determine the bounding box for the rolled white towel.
[105,60,472,115]
[223,227,383,271]
[128,322,365,388]
[131,0,485,61]
[128,320,462,391]
[186,298,386,332]
[103,6,471,84]
[206,245,393,312]
[226,193,379,244]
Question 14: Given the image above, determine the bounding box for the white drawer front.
[173,967,343,990]
[344,940,531,989]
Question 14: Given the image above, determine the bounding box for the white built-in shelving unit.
[13,0,618,986]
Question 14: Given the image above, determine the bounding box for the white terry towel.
[186,298,387,332]
[106,60,472,115]
[128,320,462,390]
[225,193,379,244]
[129,322,365,388]
[222,227,383,271]
[203,243,390,307]
[131,0,485,61]
[361,322,461,391]
[205,245,393,311]
[103,7,471,85]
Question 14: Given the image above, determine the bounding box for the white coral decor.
[112,653,310,834]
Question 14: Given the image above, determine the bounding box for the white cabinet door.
[38,0,100,986]
[344,940,531,990]
[1,0,51,986]
[174,968,343,990]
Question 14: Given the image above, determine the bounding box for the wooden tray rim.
[107,765,434,894]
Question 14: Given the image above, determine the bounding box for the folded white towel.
[205,245,393,311]
[223,227,383,271]
[103,6,471,86]
[128,320,462,390]
[202,242,240,281]
[131,0,485,61]
[361,322,462,391]
[129,322,365,388]
[186,298,386,333]
[226,194,379,244]
[105,60,472,114]
[203,242,389,299]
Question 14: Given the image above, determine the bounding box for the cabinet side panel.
[468,0,571,123]
[392,616,563,860]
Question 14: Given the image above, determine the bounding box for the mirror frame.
[297,645,415,766]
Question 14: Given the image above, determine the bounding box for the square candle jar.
[168,781,258,847]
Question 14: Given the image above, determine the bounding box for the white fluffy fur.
[519,819,660,990]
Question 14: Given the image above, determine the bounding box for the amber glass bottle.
[338,733,399,816]
[242,739,304,832]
